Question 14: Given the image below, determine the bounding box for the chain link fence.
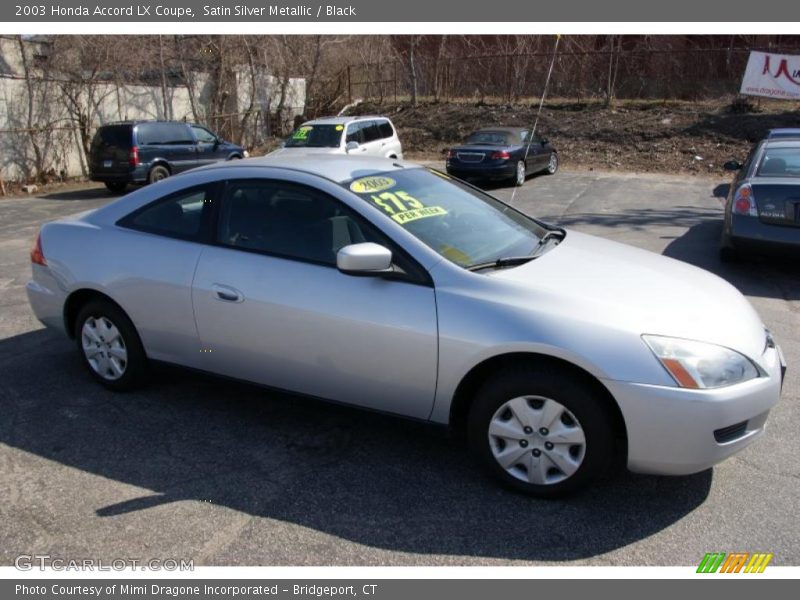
[341,46,800,105]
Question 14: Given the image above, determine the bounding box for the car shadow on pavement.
[39,187,116,201]
[663,219,800,302]
[0,328,712,563]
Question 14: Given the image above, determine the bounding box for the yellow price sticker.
[366,189,448,225]
[350,176,397,194]
[392,206,447,224]
[292,126,312,140]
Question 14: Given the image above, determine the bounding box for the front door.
[191,178,439,419]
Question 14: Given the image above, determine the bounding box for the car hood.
[489,230,766,360]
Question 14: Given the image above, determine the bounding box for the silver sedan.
[26,155,785,497]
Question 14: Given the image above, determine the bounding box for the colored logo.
[762,55,800,86]
[696,552,773,573]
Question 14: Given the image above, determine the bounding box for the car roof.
[302,115,390,126]
[99,120,190,127]
[470,127,527,134]
[197,153,419,183]
[767,128,800,138]
[764,139,800,149]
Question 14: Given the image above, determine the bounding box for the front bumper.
[603,344,785,476]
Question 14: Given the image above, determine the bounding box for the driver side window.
[218,179,386,266]
[191,125,217,144]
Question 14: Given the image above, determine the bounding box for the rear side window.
[378,120,394,139]
[118,184,216,241]
[136,122,194,146]
[91,126,131,151]
[362,121,382,143]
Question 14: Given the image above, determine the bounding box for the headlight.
[642,335,759,389]
[243,150,250,158]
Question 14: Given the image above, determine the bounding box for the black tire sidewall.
[74,300,148,391]
[148,166,169,184]
[467,365,615,497]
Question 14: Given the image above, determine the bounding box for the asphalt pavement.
[0,170,797,566]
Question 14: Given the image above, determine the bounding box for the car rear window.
[756,147,800,178]
[91,125,131,150]
[466,131,513,146]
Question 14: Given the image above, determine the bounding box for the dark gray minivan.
[89,121,247,193]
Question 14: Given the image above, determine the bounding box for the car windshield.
[756,147,800,177]
[344,169,548,268]
[285,124,343,148]
[466,131,514,146]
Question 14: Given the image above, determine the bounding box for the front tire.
[467,364,615,497]
[75,300,148,391]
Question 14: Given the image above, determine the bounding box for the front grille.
[714,421,748,444]
[457,152,485,163]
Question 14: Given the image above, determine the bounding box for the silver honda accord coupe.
[27,155,785,496]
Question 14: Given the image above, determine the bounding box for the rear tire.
[467,364,616,497]
[545,152,559,175]
[512,160,526,187]
[75,300,148,391]
[148,165,170,184]
[104,182,127,194]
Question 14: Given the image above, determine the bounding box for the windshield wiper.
[465,256,536,272]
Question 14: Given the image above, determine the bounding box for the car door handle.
[212,284,244,303]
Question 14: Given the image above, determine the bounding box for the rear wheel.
[104,182,127,194]
[513,160,526,187]
[546,152,559,175]
[75,300,148,391]
[148,165,170,184]
[467,364,616,497]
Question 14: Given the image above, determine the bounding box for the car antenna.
[510,35,561,206]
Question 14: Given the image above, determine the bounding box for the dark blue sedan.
[446,127,558,187]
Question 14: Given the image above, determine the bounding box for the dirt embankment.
[348,99,800,175]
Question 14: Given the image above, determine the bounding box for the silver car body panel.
[26,155,783,476]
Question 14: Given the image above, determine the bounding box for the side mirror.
[345,141,360,153]
[337,243,393,275]
[724,160,742,171]
[540,138,549,145]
